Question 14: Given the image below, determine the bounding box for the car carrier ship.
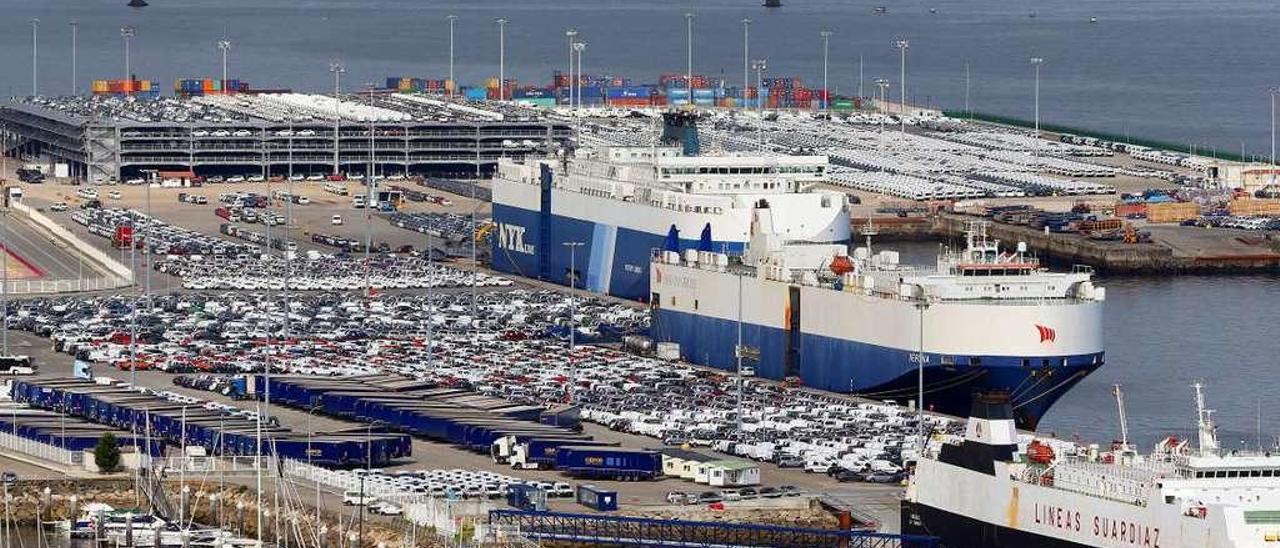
[648,208,1106,429]
[489,113,850,301]
[903,385,1280,547]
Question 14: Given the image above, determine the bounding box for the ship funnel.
[936,393,1019,473]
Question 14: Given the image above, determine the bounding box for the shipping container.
[576,485,618,511]
[607,86,654,99]
[1145,202,1199,223]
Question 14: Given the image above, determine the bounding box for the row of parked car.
[155,254,513,291]
[665,485,803,505]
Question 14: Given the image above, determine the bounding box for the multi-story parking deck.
[0,93,572,183]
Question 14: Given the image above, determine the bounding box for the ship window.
[969,357,982,366]
[671,296,677,306]
[1061,358,1068,367]
[694,300,699,310]
[1229,471,1240,478]
[1264,470,1274,477]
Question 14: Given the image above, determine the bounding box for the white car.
[49,202,68,212]
[227,176,246,183]
[331,215,343,226]
[108,190,123,199]
[342,491,375,506]
[369,501,401,515]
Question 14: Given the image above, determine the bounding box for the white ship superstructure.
[903,385,1280,547]
[490,144,850,299]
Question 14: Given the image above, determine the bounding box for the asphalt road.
[0,213,102,281]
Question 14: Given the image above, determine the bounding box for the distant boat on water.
[128,0,148,7]
[763,0,781,7]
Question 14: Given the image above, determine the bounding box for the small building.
[654,447,718,481]
[701,459,761,487]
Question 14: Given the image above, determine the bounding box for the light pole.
[70,20,78,95]
[1031,57,1043,160]
[894,39,909,135]
[447,15,457,97]
[573,42,586,108]
[964,61,971,117]
[563,241,584,404]
[875,78,890,150]
[1269,87,1279,186]
[496,18,508,101]
[858,53,864,100]
[752,58,767,123]
[741,19,751,101]
[685,12,694,106]
[121,26,135,89]
[329,61,345,175]
[1,206,7,355]
[31,19,39,96]
[565,29,578,107]
[820,30,832,110]
[218,39,232,93]
[913,291,930,448]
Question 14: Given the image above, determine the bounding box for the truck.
[553,446,662,481]
[496,435,612,469]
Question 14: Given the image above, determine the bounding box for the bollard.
[180,531,189,548]
[236,503,245,536]
[153,524,161,548]
[124,513,133,547]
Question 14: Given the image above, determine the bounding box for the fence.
[2,276,132,295]
[154,455,267,476]
[6,200,135,295]
[0,429,80,466]
[486,510,940,548]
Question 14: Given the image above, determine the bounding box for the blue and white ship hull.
[491,162,849,300]
[648,259,1105,429]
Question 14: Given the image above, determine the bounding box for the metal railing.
[2,275,132,295]
[0,429,80,466]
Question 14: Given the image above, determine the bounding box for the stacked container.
[91,79,161,99]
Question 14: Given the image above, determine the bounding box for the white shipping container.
[656,342,680,361]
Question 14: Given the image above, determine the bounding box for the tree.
[94,433,121,473]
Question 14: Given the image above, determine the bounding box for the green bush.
[94,433,121,473]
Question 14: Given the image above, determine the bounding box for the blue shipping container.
[576,485,618,511]
[554,446,662,480]
[464,88,488,102]
[607,86,653,99]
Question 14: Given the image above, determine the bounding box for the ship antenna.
[1112,383,1131,453]
[1193,381,1219,457]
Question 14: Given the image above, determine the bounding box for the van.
[351,195,366,208]
[342,491,375,506]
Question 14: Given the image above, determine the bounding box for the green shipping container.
[516,98,556,108]
[833,99,857,111]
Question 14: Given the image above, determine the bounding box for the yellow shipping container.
[140,80,151,91]
[1145,202,1199,223]
[91,80,109,92]
[444,79,456,92]
[1229,198,1280,216]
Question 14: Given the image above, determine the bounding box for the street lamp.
[573,42,587,108]
[495,18,508,101]
[563,241,584,404]
[329,61,345,175]
[121,26,136,90]
[875,78,890,150]
[1,206,7,355]
[1031,57,1043,160]
[218,39,232,93]
[31,19,39,96]
[894,39,909,135]
[1269,87,1279,186]
[447,15,457,97]
[912,285,931,448]
[820,30,833,110]
[685,12,695,106]
[741,19,752,100]
[565,29,578,108]
[752,59,767,143]
[70,20,78,95]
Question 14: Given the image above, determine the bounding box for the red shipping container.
[795,88,813,101]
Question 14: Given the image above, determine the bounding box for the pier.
[857,214,1280,274]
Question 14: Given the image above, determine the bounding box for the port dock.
[857,213,1280,273]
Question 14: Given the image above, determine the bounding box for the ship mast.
[1194,381,1219,457]
[1112,383,1131,453]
